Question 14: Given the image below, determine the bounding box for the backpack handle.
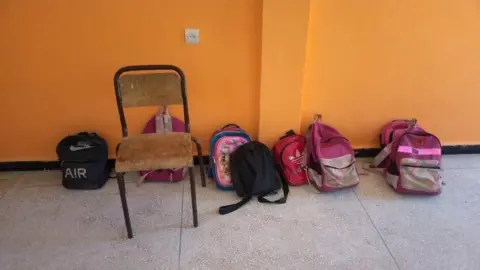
[407,118,417,128]
[279,130,296,140]
[78,132,98,137]
[221,123,240,130]
[157,105,169,115]
[313,114,322,122]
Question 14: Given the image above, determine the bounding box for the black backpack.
[219,141,289,215]
[56,132,110,190]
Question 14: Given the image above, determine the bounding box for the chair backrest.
[118,73,182,107]
[113,65,190,137]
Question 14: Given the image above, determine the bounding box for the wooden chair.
[113,65,206,239]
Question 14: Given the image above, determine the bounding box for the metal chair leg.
[116,172,133,239]
[192,137,206,187]
[188,167,199,227]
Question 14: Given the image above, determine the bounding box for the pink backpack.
[138,109,187,184]
[305,115,359,192]
[372,119,442,195]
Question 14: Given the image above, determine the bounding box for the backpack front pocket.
[399,158,441,193]
[320,155,359,188]
[61,160,108,190]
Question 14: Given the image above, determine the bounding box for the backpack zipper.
[401,164,441,169]
[322,161,355,170]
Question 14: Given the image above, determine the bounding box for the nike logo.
[69,145,94,151]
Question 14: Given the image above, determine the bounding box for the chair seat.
[116,133,193,172]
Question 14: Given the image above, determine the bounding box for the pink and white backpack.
[138,108,187,184]
[372,119,442,195]
[305,115,360,192]
[208,124,251,190]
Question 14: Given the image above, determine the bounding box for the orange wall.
[258,0,310,146]
[302,0,480,148]
[2,0,480,162]
[0,0,261,161]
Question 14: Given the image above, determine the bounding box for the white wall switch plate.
[185,29,200,44]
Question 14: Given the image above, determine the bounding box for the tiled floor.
[0,155,479,270]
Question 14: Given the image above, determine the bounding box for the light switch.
[185,29,200,44]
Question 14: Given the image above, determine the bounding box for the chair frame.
[113,65,206,239]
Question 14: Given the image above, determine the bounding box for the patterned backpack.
[372,119,442,194]
[305,115,360,192]
[208,124,251,190]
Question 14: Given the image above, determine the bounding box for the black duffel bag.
[56,132,109,190]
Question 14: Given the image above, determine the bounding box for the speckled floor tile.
[355,167,480,270]
[0,171,27,180]
[0,177,15,198]
[16,170,63,187]
[0,177,185,270]
[441,154,480,169]
[180,176,398,270]
[1,155,480,270]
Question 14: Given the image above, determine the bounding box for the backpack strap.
[155,106,172,133]
[219,169,289,215]
[371,143,392,168]
[218,197,252,215]
[371,119,417,169]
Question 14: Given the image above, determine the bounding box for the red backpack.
[273,130,308,186]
